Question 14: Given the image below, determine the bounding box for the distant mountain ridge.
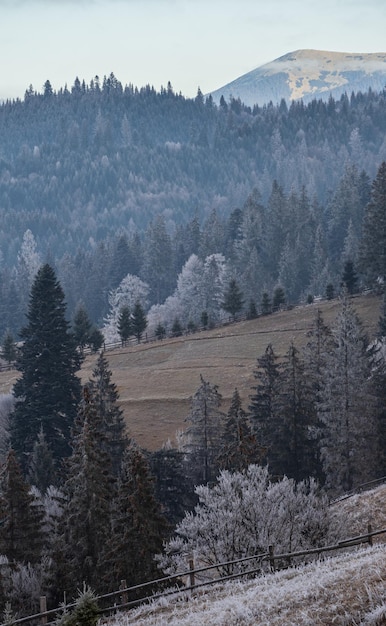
[209,49,386,107]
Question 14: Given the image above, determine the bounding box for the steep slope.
[210,49,386,106]
[107,484,386,625]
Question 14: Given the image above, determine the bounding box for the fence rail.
[4,524,386,626]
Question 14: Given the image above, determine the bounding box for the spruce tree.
[276,342,319,481]
[183,375,225,485]
[117,305,132,346]
[131,301,147,343]
[317,298,380,494]
[0,449,44,564]
[221,279,244,320]
[87,352,127,477]
[249,344,281,451]
[72,303,93,354]
[103,444,168,594]
[28,426,56,493]
[359,161,386,286]
[56,389,115,597]
[217,389,265,472]
[341,259,358,294]
[11,264,82,476]
[1,330,16,366]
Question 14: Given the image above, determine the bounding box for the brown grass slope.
[0,293,381,451]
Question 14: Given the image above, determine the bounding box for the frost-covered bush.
[158,465,331,579]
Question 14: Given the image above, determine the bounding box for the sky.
[1,0,385,101]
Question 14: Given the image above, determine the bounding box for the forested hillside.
[0,79,386,336]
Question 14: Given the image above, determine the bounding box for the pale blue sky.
[1,0,385,101]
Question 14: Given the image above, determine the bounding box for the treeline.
[0,161,382,341]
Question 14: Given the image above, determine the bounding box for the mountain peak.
[209,49,386,107]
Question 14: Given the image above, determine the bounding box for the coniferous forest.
[0,77,386,617]
[0,78,385,334]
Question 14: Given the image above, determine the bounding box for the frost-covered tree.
[159,466,331,579]
[16,229,41,287]
[317,297,380,494]
[103,273,149,343]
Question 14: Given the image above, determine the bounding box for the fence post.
[368,523,373,547]
[268,545,275,571]
[119,579,128,605]
[40,596,47,625]
[188,556,195,591]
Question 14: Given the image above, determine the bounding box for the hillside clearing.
[0,293,381,450]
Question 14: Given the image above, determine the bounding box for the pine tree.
[117,304,131,346]
[0,449,44,564]
[102,444,168,594]
[131,301,148,343]
[221,279,244,320]
[11,264,82,475]
[317,298,380,494]
[87,352,127,477]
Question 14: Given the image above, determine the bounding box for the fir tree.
[11,264,82,475]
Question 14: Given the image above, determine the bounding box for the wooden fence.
[3,524,386,626]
